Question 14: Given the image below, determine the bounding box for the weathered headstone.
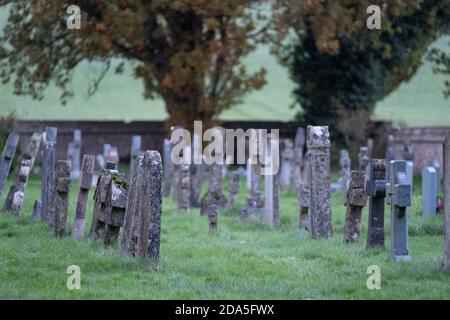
[422,166,438,217]
[130,135,142,177]
[292,128,305,191]
[298,183,310,230]
[208,204,219,233]
[365,159,386,249]
[103,144,111,161]
[67,129,81,179]
[430,159,441,195]
[264,136,280,229]
[54,160,72,237]
[200,164,227,215]
[72,155,95,239]
[343,171,368,243]
[386,134,394,180]
[444,132,450,269]
[0,133,20,200]
[227,171,240,208]
[122,151,162,260]
[41,127,57,225]
[107,146,119,165]
[386,160,412,262]
[177,164,191,211]
[240,163,264,222]
[3,132,42,216]
[162,140,175,197]
[307,126,332,238]
[280,139,293,190]
[340,149,351,191]
[246,158,252,190]
[32,199,41,220]
[358,146,370,172]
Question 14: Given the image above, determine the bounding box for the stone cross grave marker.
[422,166,438,217]
[365,159,386,249]
[307,125,332,238]
[340,149,351,192]
[41,127,57,224]
[343,171,368,243]
[3,132,42,216]
[444,132,450,269]
[0,133,20,200]
[386,160,412,262]
[54,160,72,237]
[72,155,95,239]
[280,139,293,190]
[227,171,240,208]
[130,135,142,177]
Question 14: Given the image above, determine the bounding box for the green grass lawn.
[0,172,449,299]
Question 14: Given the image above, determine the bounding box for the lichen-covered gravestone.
[443,132,450,269]
[358,146,370,172]
[422,166,438,217]
[298,183,310,230]
[3,132,42,216]
[343,171,368,244]
[386,160,412,262]
[122,151,162,260]
[340,149,351,191]
[72,155,95,239]
[41,127,57,224]
[54,160,72,237]
[365,159,386,249]
[0,133,20,200]
[307,126,332,238]
[227,171,240,207]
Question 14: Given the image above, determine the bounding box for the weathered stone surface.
[32,199,42,220]
[89,166,114,240]
[280,139,293,190]
[386,160,412,262]
[201,164,227,215]
[54,160,72,237]
[340,150,351,192]
[178,164,191,211]
[307,125,332,238]
[264,135,280,229]
[240,163,264,222]
[358,146,370,172]
[122,151,162,260]
[130,135,142,177]
[386,135,394,180]
[72,155,95,239]
[227,171,240,207]
[67,129,81,179]
[3,132,42,216]
[107,147,119,165]
[41,127,57,226]
[292,128,305,191]
[343,171,368,244]
[0,133,19,200]
[422,166,438,217]
[366,159,386,249]
[208,204,219,232]
[298,183,310,230]
[190,164,202,208]
[444,132,450,269]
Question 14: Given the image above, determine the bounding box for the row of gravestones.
[0,128,162,261]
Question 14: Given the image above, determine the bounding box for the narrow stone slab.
[67,129,82,179]
[130,135,142,177]
[280,139,293,190]
[178,164,191,211]
[422,166,438,217]
[41,127,57,225]
[298,183,310,230]
[343,171,367,243]
[227,171,240,208]
[443,132,450,269]
[340,150,351,191]
[264,135,280,229]
[358,146,370,172]
[200,164,227,215]
[54,160,72,237]
[292,128,305,191]
[0,133,20,200]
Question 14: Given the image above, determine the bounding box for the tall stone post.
[443,133,450,269]
[292,128,305,191]
[54,160,72,237]
[200,164,227,215]
[340,149,351,191]
[358,146,370,172]
[264,135,280,228]
[240,163,264,222]
[3,132,42,216]
[0,133,20,200]
[343,171,368,243]
[307,126,332,238]
[298,183,310,230]
[178,164,191,211]
[162,139,174,197]
[227,171,240,207]
[280,139,293,190]
[386,134,394,180]
[41,127,57,223]
[72,155,95,239]
[68,129,82,179]
[365,159,386,249]
[386,160,412,262]
[422,166,438,217]
[130,135,142,177]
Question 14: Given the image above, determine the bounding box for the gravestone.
[298,183,310,230]
[292,128,305,191]
[246,158,252,190]
[240,163,264,222]
[367,138,374,158]
[307,126,332,238]
[386,135,394,180]
[90,162,128,245]
[162,140,174,197]
[403,142,414,194]
[200,164,227,215]
[208,204,219,232]
[122,151,162,260]
[107,147,119,164]
[386,160,412,262]
[177,164,191,211]
[358,146,370,172]
[103,144,111,162]
[343,171,368,243]
[365,159,386,249]
[430,159,441,196]
[264,135,280,229]
[67,129,81,179]
[3,132,42,216]
[96,154,106,170]
[422,166,438,217]
[340,149,351,191]
[279,139,293,190]
[444,132,450,269]
[32,200,41,220]
[163,139,172,176]
[130,135,142,177]
[72,155,95,239]
[41,127,57,225]
[227,171,240,207]
[0,133,20,200]
[54,160,72,237]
